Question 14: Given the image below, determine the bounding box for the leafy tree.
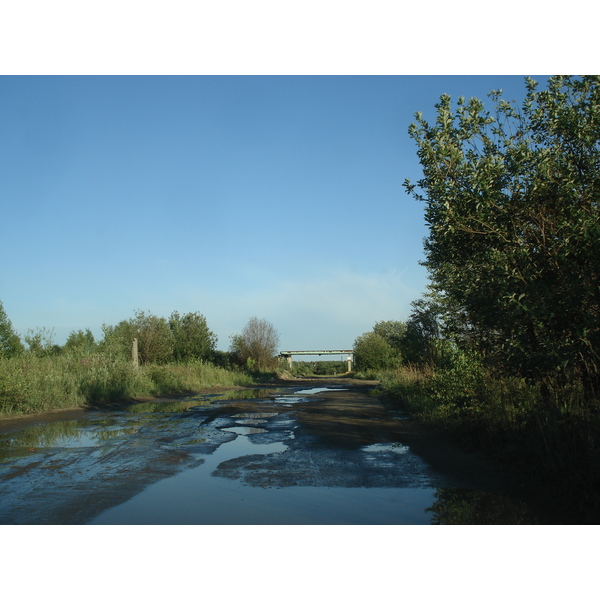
[24,326,57,357]
[353,331,395,371]
[402,294,443,365]
[102,310,173,364]
[64,329,96,355]
[404,76,600,404]
[0,301,24,357]
[101,320,137,360]
[231,317,280,370]
[168,311,217,362]
[372,320,406,352]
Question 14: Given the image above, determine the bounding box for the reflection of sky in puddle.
[90,428,435,525]
[89,416,439,525]
[294,387,347,395]
[234,418,267,425]
[270,387,348,404]
[222,426,268,436]
[91,461,434,526]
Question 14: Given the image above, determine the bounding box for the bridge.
[279,350,354,371]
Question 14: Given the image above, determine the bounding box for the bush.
[353,331,398,371]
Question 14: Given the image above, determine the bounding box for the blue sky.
[0,75,545,351]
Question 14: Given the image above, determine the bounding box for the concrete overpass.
[279,350,354,371]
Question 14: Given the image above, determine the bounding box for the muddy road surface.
[0,378,532,524]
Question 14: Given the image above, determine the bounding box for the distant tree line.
[0,301,281,371]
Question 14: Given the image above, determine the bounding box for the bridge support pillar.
[347,355,352,373]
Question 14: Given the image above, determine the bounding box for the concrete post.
[132,338,139,369]
[347,355,352,373]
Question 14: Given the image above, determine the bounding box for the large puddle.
[0,384,534,524]
[89,430,436,525]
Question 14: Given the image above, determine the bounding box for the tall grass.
[0,354,255,417]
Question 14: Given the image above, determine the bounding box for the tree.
[102,310,173,364]
[402,292,444,365]
[372,320,406,352]
[232,317,280,370]
[404,76,600,404]
[168,311,217,362]
[64,329,96,355]
[24,326,57,357]
[0,301,23,357]
[353,331,395,371]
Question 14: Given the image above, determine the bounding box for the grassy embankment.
[0,354,258,418]
[360,364,600,524]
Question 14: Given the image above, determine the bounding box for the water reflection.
[123,399,211,413]
[214,388,287,401]
[426,487,537,524]
[222,426,268,435]
[90,430,437,525]
[0,418,139,459]
[0,383,533,524]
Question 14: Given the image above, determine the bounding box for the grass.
[0,354,256,418]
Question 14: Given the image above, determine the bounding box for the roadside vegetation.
[0,304,277,418]
[288,360,350,377]
[351,76,600,523]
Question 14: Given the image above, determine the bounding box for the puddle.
[293,387,348,395]
[269,387,349,405]
[232,412,278,426]
[0,382,534,525]
[123,400,211,414]
[0,418,137,455]
[222,427,268,435]
[89,430,434,525]
[90,432,294,524]
[212,388,287,401]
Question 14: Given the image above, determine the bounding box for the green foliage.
[372,320,406,352]
[0,353,255,417]
[405,76,600,406]
[63,329,96,356]
[0,301,24,358]
[24,326,57,357]
[101,310,173,364]
[353,331,397,371]
[168,311,217,362]
[425,348,486,414]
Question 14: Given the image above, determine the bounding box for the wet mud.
[0,378,532,524]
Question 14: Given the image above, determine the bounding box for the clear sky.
[0,75,545,351]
